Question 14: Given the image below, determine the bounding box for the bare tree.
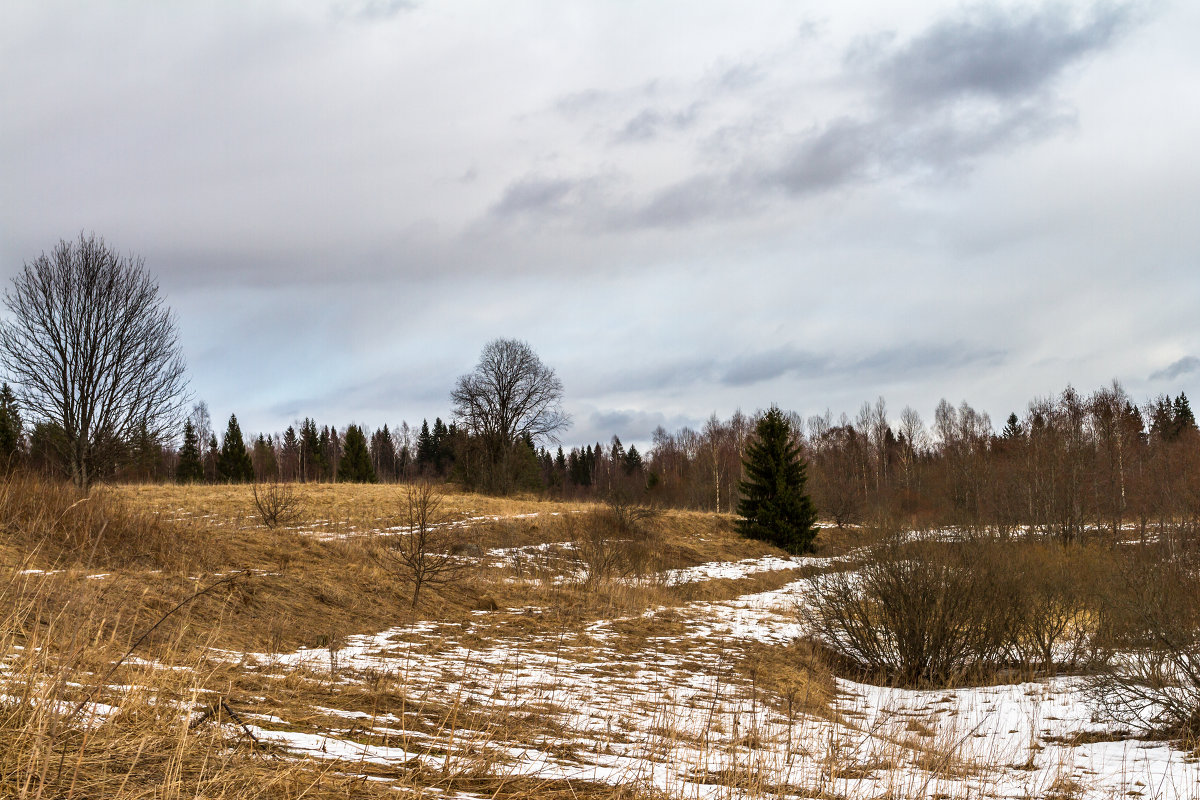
[0,234,188,492]
[450,338,570,492]
[252,481,304,528]
[372,482,465,608]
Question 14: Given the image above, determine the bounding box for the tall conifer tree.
[736,406,818,554]
[176,419,204,483]
[338,424,377,483]
[0,382,22,468]
[218,414,254,483]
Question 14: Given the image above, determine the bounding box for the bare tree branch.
[451,338,569,492]
[0,233,189,492]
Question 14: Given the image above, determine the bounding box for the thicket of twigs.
[0,471,213,571]
[808,527,1200,743]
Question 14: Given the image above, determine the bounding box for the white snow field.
[206,559,1200,800]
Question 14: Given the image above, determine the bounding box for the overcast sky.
[2,0,1198,448]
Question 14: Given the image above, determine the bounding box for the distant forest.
[5,381,1199,536]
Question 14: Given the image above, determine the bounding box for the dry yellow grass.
[2,478,877,800]
[108,481,597,535]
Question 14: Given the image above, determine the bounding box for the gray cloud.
[612,104,702,143]
[490,175,607,218]
[494,4,1133,232]
[723,347,831,386]
[577,356,718,397]
[720,342,1004,388]
[617,175,742,229]
[0,1,1190,444]
[867,3,1133,106]
[585,342,1005,398]
[771,118,878,194]
[333,0,417,21]
[1151,356,1200,381]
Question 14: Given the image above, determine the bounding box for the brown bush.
[251,481,304,529]
[568,498,662,588]
[1087,533,1200,740]
[808,536,1115,687]
[0,471,208,571]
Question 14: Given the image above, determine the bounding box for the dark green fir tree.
[0,382,23,469]
[736,406,818,554]
[337,424,377,483]
[252,433,277,480]
[176,419,204,483]
[218,414,255,483]
[1001,412,1023,440]
[1173,393,1197,437]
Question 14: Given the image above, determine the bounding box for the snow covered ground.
[209,563,1200,799]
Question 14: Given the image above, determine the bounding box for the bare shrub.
[810,535,1122,687]
[569,496,661,588]
[371,482,467,608]
[809,538,1019,686]
[0,471,206,570]
[1003,542,1113,674]
[1088,537,1200,740]
[251,481,303,529]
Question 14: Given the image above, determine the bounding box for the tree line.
[11,403,467,487]
[620,383,1199,537]
[3,234,1199,535]
[8,371,1200,539]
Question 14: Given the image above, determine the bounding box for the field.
[3,477,1200,799]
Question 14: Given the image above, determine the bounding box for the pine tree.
[416,419,434,474]
[300,419,322,481]
[281,425,300,481]
[127,421,161,481]
[326,427,342,481]
[1150,396,1175,441]
[432,417,449,474]
[176,419,204,483]
[218,414,254,483]
[1001,412,1023,440]
[623,444,643,475]
[252,433,277,480]
[1173,393,1197,437]
[338,424,377,483]
[0,382,23,469]
[205,434,219,482]
[370,424,397,480]
[736,406,818,554]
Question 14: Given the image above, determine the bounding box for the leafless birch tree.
[0,233,188,492]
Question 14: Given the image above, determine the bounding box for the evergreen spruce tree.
[217,414,254,483]
[736,406,818,554]
[252,433,277,480]
[1150,396,1175,441]
[370,424,397,480]
[318,426,332,481]
[0,382,23,468]
[338,424,377,483]
[623,444,643,475]
[326,427,342,481]
[300,419,322,481]
[129,421,161,481]
[282,425,300,480]
[1173,393,1197,437]
[176,419,204,483]
[432,417,449,474]
[416,419,434,474]
[205,434,219,482]
[1001,412,1023,440]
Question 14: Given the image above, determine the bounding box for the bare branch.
[0,233,189,491]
